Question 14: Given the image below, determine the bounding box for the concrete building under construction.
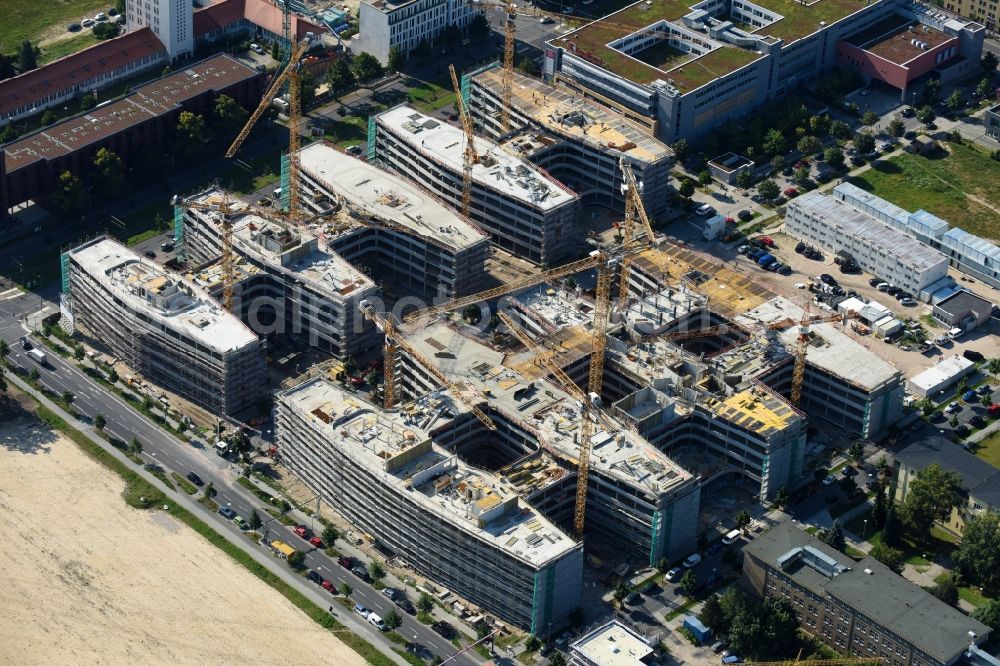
[370,105,580,266]
[62,237,267,414]
[467,65,674,218]
[296,142,492,300]
[178,189,379,357]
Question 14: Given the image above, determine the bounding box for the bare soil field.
[0,397,364,666]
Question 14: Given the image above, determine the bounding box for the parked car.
[783,187,798,197]
[352,565,371,582]
[337,556,353,568]
[160,241,174,252]
[321,579,334,592]
[218,505,237,520]
[396,598,416,614]
[904,130,917,140]
[683,553,702,568]
[695,203,715,216]
[382,587,401,601]
[820,273,836,285]
[82,18,96,27]
[900,298,917,306]
[307,570,323,584]
[293,525,311,539]
[945,402,961,413]
[666,566,684,582]
[144,250,156,258]
[232,516,249,530]
[868,277,882,287]
[778,265,792,275]
[186,471,204,486]
[68,23,82,31]
[963,390,979,402]
[432,622,456,639]
[624,592,642,605]
[309,536,323,547]
[353,603,371,619]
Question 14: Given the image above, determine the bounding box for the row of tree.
[699,588,801,660]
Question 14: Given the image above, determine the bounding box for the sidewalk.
[7,372,410,666]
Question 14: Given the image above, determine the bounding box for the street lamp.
[862,518,868,539]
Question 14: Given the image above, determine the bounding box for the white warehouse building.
[355,0,479,66]
[785,191,949,296]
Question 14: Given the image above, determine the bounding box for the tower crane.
[500,2,517,133]
[360,303,497,431]
[748,657,883,665]
[616,156,657,308]
[449,63,479,220]
[226,32,313,221]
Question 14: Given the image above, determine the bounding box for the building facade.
[371,105,580,266]
[63,237,267,414]
[786,190,949,295]
[467,65,674,219]
[127,0,194,59]
[355,0,479,65]
[743,522,990,666]
[276,377,584,632]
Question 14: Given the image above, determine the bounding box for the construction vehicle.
[359,301,497,431]
[449,63,478,220]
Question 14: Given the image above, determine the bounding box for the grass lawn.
[849,143,1000,241]
[0,0,107,53]
[406,78,454,113]
[974,429,1000,468]
[39,32,100,65]
[325,116,368,148]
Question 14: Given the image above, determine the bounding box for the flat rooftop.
[297,142,488,252]
[736,297,902,391]
[473,67,671,164]
[400,320,693,496]
[708,386,801,437]
[909,355,973,392]
[185,189,375,299]
[375,106,578,211]
[846,16,953,65]
[571,620,654,666]
[4,54,258,172]
[70,237,258,352]
[790,191,948,273]
[281,377,578,567]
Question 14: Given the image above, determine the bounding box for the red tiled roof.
[0,28,165,119]
[242,0,325,41]
[194,0,247,37]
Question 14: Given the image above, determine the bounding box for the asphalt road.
[0,291,482,666]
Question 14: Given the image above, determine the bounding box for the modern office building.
[543,0,983,143]
[833,182,1000,290]
[62,237,267,414]
[2,54,262,218]
[179,189,380,358]
[570,620,657,666]
[466,65,674,218]
[296,142,491,300]
[932,289,994,332]
[127,0,194,59]
[276,377,584,632]
[371,105,580,266]
[743,522,990,665]
[354,0,479,65]
[786,190,949,295]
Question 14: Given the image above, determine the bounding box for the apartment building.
[371,105,580,266]
[543,0,982,143]
[570,620,657,666]
[941,0,998,31]
[466,65,674,218]
[833,182,1000,290]
[296,142,491,300]
[276,377,584,632]
[786,191,949,295]
[743,522,989,665]
[355,0,478,65]
[63,237,267,414]
[179,190,380,358]
[127,0,193,59]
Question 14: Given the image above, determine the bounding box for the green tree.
[656,557,670,573]
[0,53,15,81]
[80,93,96,111]
[975,78,992,99]
[861,110,879,127]
[248,508,262,531]
[983,51,999,71]
[270,41,281,61]
[917,396,935,415]
[469,13,491,38]
[40,110,58,126]
[973,600,1000,632]
[321,524,339,547]
[324,57,355,91]
[525,635,541,653]
[672,138,689,160]
[776,486,790,508]
[950,414,960,428]
[73,345,85,361]
[822,519,846,552]
[129,436,143,456]
[387,46,405,72]
[698,170,712,186]
[417,591,434,615]
[735,509,751,531]
[549,653,567,666]
[18,40,36,72]
[516,55,540,76]
[854,132,875,154]
[873,489,887,529]
[385,608,403,631]
[762,128,785,156]
[680,570,698,597]
[808,114,829,136]
[351,52,384,82]
[955,512,1000,589]
[62,390,75,405]
[214,93,247,133]
[612,580,630,607]
[900,462,961,536]
[0,368,6,395]
[29,367,40,382]
[678,179,695,199]
[922,79,941,104]
[957,376,969,396]
[945,90,964,113]
[176,111,208,158]
[107,367,119,384]
[757,178,780,201]
[735,169,753,190]
[299,70,317,109]
[797,135,822,155]
[869,542,904,573]
[887,118,905,137]
[829,119,850,139]
[824,146,844,169]
[0,339,8,360]
[204,481,217,499]
[916,105,936,124]
[932,574,959,606]
[93,21,120,39]
[369,559,386,584]
[699,594,725,632]
[982,392,992,409]
[93,413,106,431]
[340,581,353,598]
[793,165,810,183]
[93,147,124,196]
[849,440,864,461]
[287,549,305,568]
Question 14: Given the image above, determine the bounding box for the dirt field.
[0,398,364,666]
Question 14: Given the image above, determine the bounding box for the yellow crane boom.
[449,63,478,220]
[501,2,517,133]
[617,157,656,307]
[361,304,497,430]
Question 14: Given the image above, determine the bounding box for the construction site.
[55,4,909,637]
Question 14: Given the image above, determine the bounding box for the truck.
[270,540,296,560]
[757,253,775,267]
[28,348,47,365]
[683,615,713,644]
[214,440,230,457]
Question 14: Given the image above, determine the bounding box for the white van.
[682,553,702,568]
[368,613,387,631]
[948,327,964,340]
[722,529,741,545]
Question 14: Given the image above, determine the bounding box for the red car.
[338,556,353,568]
[310,536,323,548]
[759,236,774,246]
[293,525,310,539]
[321,579,334,592]
[784,187,798,197]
